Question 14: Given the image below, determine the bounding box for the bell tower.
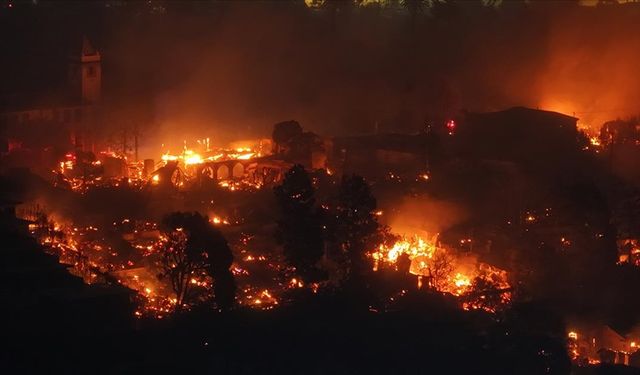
[68,36,101,104]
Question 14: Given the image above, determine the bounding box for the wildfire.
[372,235,437,266]
[370,234,511,312]
[159,141,260,167]
[290,278,304,288]
[210,216,230,225]
[26,215,224,318]
[241,288,279,309]
[452,273,472,296]
[26,203,309,317]
[52,137,272,194]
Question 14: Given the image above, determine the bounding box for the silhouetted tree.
[161,212,236,310]
[391,251,417,292]
[272,120,303,154]
[465,274,508,312]
[158,229,202,308]
[425,249,454,291]
[600,118,639,146]
[275,165,325,282]
[397,252,412,275]
[333,174,381,280]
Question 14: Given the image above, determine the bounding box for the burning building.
[149,139,291,191]
[568,324,640,366]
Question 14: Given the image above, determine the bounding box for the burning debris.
[567,325,640,366]
[370,234,511,312]
[52,138,282,194]
[24,206,310,318]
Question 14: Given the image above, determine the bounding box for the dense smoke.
[381,194,468,237]
[101,0,640,154]
[3,2,640,153]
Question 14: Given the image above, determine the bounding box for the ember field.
[17,136,513,318]
[5,1,640,374]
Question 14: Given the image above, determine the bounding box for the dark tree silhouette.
[465,274,509,313]
[599,118,639,146]
[333,174,381,280]
[272,120,303,154]
[157,229,202,308]
[397,252,412,275]
[425,249,454,291]
[275,165,325,282]
[161,212,236,310]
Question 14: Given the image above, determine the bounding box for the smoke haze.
[4,1,640,153]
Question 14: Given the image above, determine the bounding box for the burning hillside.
[25,214,289,317]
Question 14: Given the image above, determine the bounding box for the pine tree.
[333,174,381,280]
[160,212,236,310]
[275,165,325,282]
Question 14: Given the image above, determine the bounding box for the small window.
[87,66,96,78]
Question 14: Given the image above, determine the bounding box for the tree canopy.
[161,212,236,310]
[275,165,325,282]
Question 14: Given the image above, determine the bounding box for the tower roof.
[82,36,98,56]
[70,36,100,63]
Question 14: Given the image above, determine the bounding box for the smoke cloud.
[381,194,468,237]
[6,2,640,155]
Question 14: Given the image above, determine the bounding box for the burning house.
[568,324,640,366]
[148,139,291,191]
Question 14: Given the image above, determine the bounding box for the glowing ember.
[159,141,261,167]
[370,234,511,312]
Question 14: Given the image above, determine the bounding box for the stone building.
[0,36,102,152]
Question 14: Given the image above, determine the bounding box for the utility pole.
[134,123,139,162]
[122,126,128,158]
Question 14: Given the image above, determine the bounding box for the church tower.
[68,36,101,104]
